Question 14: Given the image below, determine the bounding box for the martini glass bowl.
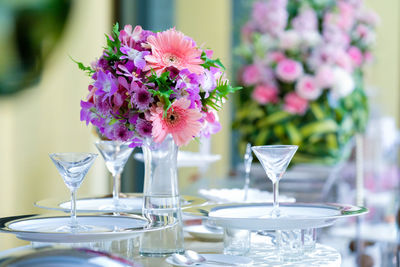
[251,145,297,217]
[95,140,133,211]
[49,152,97,232]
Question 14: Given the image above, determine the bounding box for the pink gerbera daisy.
[148,98,202,146]
[144,28,204,75]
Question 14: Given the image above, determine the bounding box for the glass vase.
[139,135,184,256]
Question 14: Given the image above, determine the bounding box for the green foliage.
[233,76,368,165]
[201,51,225,70]
[147,70,175,113]
[70,56,94,76]
[202,78,242,111]
[104,23,123,62]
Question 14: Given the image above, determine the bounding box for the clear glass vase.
[139,135,184,256]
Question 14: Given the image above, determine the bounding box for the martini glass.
[49,152,97,232]
[95,140,133,211]
[252,145,297,217]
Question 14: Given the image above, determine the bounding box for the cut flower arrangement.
[233,0,378,164]
[77,24,239,147]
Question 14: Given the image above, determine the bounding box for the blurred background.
[0,0,399,265]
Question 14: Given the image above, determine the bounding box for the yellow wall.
[364,0,400,123]
[0,0,112,250]
[176,0,232,187]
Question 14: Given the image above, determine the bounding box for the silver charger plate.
[0,247,140,267]
[0,213,169,243]
[184,202,368,230]
[34,193,206,213]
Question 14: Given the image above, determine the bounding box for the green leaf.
[70,56,94,76]
[200,51,225,70]
[256,111,291,128]
[300,119,338,138]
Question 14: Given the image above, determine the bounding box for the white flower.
[331,67,355,98]
[279,30,301,50]
[301,31,321,47]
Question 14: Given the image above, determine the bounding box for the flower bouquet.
[77,23,239,147]
[233,0,378,164]
[75,24,239,255]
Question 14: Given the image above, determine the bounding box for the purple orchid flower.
[120,46,150,70]
[94,70,118,97]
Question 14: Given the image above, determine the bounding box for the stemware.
[243,143,253,202]
[49,152,97,232]
[95,140,133,210]
[251,145,297,217]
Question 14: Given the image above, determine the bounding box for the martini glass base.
[49,224,109,233]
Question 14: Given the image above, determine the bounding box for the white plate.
[165,253,253,266]
[184,225,223,242]
[134,151,221,167]
[0,247,137,267]
[0,214,169,243]
[198,188,296,203]
[184,202,368,231]
[35,194,206,213]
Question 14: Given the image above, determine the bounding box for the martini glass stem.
[70,189,77,228]
[273,181,279,213]
[113,173,121,206]
[243,172,250,201]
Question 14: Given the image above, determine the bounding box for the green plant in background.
[233,0,378,165]
[0,0,70,95]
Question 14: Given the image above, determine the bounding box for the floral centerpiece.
[233,0,378,164]
[77,23,239,147]
[75,24,239,255]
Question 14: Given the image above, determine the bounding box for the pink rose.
[295,75,322,100]
[252,84,279,104]
[276,59,303,83]
[284,92,308,115]
[242,64,261,86]
[315,65,334,88]
[267,51,286,64]
[348,46,363,67]
[334,49,353,72]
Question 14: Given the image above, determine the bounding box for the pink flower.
[338,1,355,31]
[242,64,262,86]
[348,46,363,67]
[276,59,303,83]
[149,98,203,146]
[252,0,288,36]
[119,25,143,47]
[295,75,322,100]
[200,110,222,138]
[315,65,335,88]
[267,51,286,63]
[284,92,308,115]
[292,8,318,32]
[252,84,278,104]
[144,28,204,75]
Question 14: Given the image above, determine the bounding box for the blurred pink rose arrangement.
[234,0,378,164]
[76,24,239,147]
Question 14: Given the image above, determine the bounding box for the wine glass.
[243,143,253,202]
[251,145,297,217]
[95,140,133,211]
[49,152,97,232]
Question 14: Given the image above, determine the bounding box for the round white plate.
[165,253,253,266]
[35,194,206,214]
[134,151,221,167]
[0,213,169,243]
[184,225,223,242]
[184,202,368,231]
[198,188,296,203]
[0,247,137,267]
